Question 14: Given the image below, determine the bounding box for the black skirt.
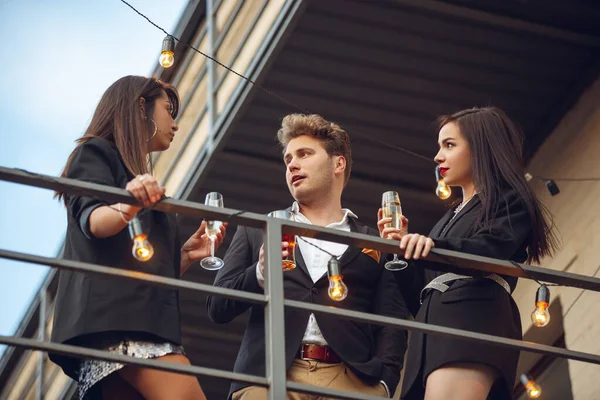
[400,278,522,400]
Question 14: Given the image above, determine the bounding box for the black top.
[207,219,409,399]
[49,138,182,379]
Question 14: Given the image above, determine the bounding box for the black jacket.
[50,138,182,379]
[207,218,409,398]
[399,191,529,399]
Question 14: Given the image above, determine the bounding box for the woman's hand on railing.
[377,208,409,239]
[399,234,435,260]
[126,174,165,208]
[180,221,227,275]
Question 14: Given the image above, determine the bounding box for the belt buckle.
[300,345,306,359]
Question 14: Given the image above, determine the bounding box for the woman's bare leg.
[118,354,207,400]
[424,362,497,400]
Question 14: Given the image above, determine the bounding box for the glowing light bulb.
[328,276,348,302]
[159,52,174,68]
[520,374,542,399]
[531,285,550,328]
[132,234,154,262]
[531,302,550,327]
[327,258,348,302]
[435,166,451,200]
[436,181,452,200]
[159,36,175,68]
[128,216,154,262]
[527,383,542,399]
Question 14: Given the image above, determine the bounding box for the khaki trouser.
[232,359,388,399]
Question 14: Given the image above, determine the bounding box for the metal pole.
[206,0,217,153]
[263,219,287,399]
[37,288,46,400]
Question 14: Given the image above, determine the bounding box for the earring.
[147,119,158,142]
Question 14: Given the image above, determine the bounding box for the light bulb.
[128,216,154,262]
[159,52,174,68]
[328,276,348,302]
[159,35,175,68]
[531,302,550,327]
[132,234,154,262]
[527,383,542,399]
[531,285,550,327]
[435,166,451,200]
[520,374,542,399]
[436,181,452,200]
[327,258,348,302]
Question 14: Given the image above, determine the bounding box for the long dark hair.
[56,75,179,202]
[438,107,558,264]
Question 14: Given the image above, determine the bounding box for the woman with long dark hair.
[50,75,226,399]
[378,107,557,399]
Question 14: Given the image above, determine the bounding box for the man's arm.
[206,225,263,323]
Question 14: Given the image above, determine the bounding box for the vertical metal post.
[206,0,217,153]
[37,288,46,400]
[263,219,287,399]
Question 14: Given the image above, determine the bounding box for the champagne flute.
[382,191,409,271]
[267,210,296,271]
[200,192,224,270]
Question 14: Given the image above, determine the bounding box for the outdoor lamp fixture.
[129,216,154,262]
[531,284,551,328]
[520,373,542,398]
[159,35,175,68]
[525,172,560,196]
[545,179,560,196]
[435,165,451,200]
[327,257,348,302]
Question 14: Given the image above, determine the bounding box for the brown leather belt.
[298,344,341,363]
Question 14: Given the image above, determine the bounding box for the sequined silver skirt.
[78,340,185,399]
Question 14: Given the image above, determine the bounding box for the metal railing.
[1,165,600,400]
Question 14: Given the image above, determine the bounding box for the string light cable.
[294,236,348,301]
[118,0,432,163]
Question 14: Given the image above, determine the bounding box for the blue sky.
[0,0,187,357]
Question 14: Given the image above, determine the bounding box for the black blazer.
[399,190,530,399]
[397,190,531,317]
[207,218,408,398]
[50,138,182,379]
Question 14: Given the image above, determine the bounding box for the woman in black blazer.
[379,107,557,400]
[50,76,226,400]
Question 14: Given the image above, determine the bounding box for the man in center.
[207,113,408,399]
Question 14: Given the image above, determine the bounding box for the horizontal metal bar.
[7,245,598,366]
[284,300,600,366]
[0,166,268,229]
[2,166,600,292]
[0,336,268,387]
[0,249,266,305]
[428,248,600,292]
[287,382,387,400]
[279,219,600,293]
